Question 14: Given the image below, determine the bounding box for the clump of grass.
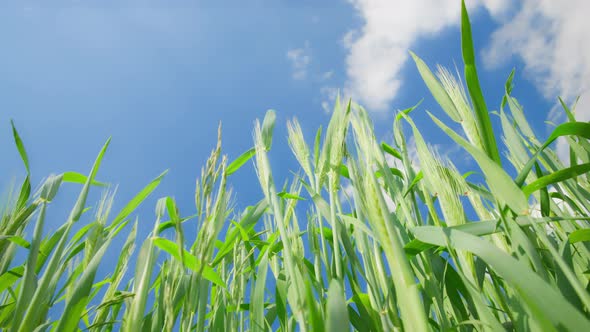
[2,1,590,331]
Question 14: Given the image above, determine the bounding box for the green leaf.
[404,239,434,256]
[381,142,402,160]
[0,266,24,294]
[505,69,515,94]
[165,197,185,268]
[523,163,590,195]
[152,237,226,288]
[349,285,380,332]
[395,99,423,121]
[39,174,63,202]
[547,122,590,141]
[500,69,515,109]
[157,214,195,234]
[54,238,114,332]
[11,120,30,175]
[261,109,276,151]
[0,235,30,249]
[534,163,551,217]
[406,216,590,256]
[71,137,112,222]
[559,97,578,122]
[304,278,324,332]
[375,168,404,179]
[339,214,375,239]
[461,0,501,165]
[516,121,590,186]
[277,191,306,201]
[410,52,461,122]
[62,171,107,187]
[110,170,168,226]
[230,220,250,242]
[226,147,256,175]
[569,229,590,243]
[15,176,31,211]
[251,253,269,332]
[325,279,349,332]
[211,199,267,266]
[403,171,423,197]
[314,126,322,168]
[460,0,475,66]
[124,199,165,332]
[507,96,535,139]
[339,164,351,179]
[16,137,111,332]
[413,226,590,331]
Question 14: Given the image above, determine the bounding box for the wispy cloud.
[320,70,334,81]
[320,86,339,113]
[286,42,312,80]
[342,0,509,113]
[483,0,590,161]
[484,0,590,120]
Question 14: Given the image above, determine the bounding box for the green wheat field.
[2,2,590,331]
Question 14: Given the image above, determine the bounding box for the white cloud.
[340,0,588,165]
[483,0,590,162]
[342,0,510,113]
[286,42,311,80]
[320,70,334,81]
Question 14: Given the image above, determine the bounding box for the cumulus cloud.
[484,0,590,117]
[343,0,509,113]
[482,0,590,162]
[335,0,590,166]
[286,42,312,80]
[341,0,589,163]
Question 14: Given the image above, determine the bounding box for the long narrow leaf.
[413,226,590,331]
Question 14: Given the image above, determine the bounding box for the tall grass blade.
[15,138,110,332]
[460,0,501,165]
[413,226,590,331]
[110,170,168,227]
[10,120,30,175]
[152,237,225,288]
[523,163,590,195]
[226,147,256,175]
[325,279,349,332]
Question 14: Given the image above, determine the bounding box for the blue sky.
[1,1,588,257]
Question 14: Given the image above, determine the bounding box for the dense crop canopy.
[2,2,590,331]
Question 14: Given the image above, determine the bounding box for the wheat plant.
[2,1,590,331]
